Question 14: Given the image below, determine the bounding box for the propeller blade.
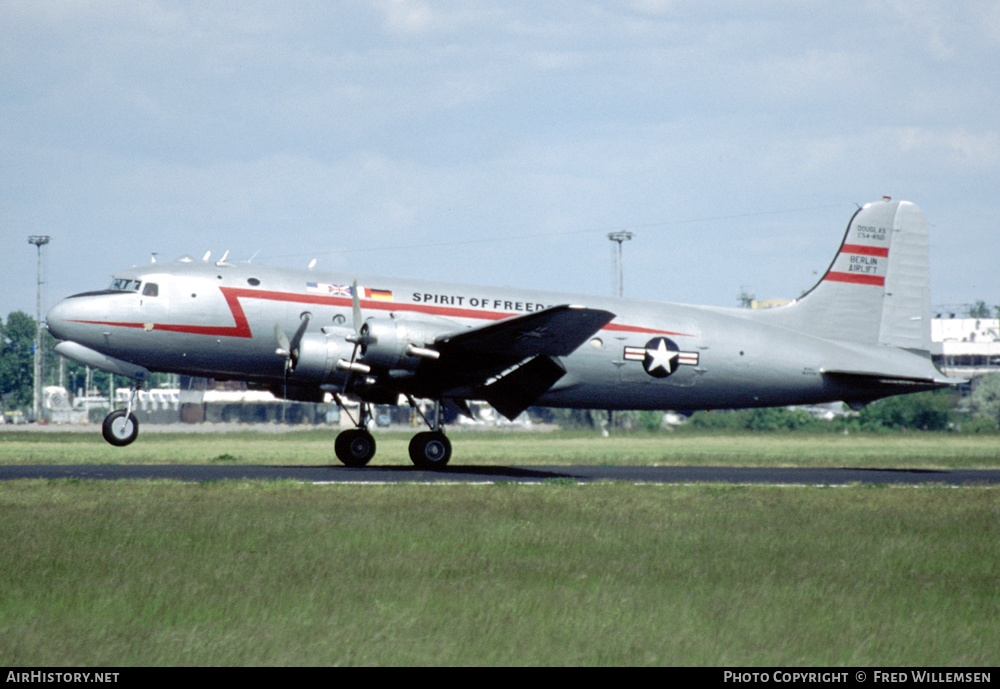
[275,313,312,371]
[352,279,362,338]
[289,312,311,354]
[274,323,291,358]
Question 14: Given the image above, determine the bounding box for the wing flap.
[481,356,567,421]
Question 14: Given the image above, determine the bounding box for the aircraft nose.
[46,298,77,341]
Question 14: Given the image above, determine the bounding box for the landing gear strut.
[407,398,451,469]
[333,396,376,467]
[102,385,140,447]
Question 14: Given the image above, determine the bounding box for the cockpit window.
[110,278,142,292]
[142,283,159,297]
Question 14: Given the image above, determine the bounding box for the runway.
[2,464,999,485]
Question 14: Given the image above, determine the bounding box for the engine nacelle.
[358,317,448,371]
[292,331,355,382]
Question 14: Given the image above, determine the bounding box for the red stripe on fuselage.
[71,286,694,338]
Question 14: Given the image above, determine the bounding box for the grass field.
[1,429,997,666]
[2,426,999,468]
[1,480,997,666]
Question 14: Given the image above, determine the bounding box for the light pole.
[607,231,634,297]
[605,230,634,433]
[28,235,50,422]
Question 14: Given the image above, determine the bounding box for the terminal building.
[930,317,1000,383]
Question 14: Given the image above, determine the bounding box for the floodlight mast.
[28,235,51,422]
[607,231,634,297]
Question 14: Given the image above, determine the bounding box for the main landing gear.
[101,385,140,447]
[333,400,377,467]
[332,396,452,469]
[406,397,451,469]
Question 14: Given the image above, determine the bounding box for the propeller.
[338,279,372,376]
[352,279,363,346]
[275,312,312,373]
[274,312,312,415]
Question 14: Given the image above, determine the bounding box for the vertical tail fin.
[754,198,931,351]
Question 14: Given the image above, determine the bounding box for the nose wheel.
[101,384,141,446]
[102,409,139,446]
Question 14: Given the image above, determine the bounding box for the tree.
[1,311,37,411]
[857,389,956,430]
[970,373,1000,427]
[968,300,992,318]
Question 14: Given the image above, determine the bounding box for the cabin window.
[142,283,159,297]
[247,277,261,286]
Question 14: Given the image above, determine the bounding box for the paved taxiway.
[2,464,999,485]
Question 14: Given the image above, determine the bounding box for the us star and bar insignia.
[624,337,699,378]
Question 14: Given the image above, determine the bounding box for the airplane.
[46,197,959,468]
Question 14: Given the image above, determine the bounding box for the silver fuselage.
[46,257,945,411]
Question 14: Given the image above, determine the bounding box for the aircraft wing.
[409,305,615,419]
[434,304,616,358]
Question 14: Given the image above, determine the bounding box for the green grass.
[1,480,997,666]
[2,430,997,665]
[1,427,999,468]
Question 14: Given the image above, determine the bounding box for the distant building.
[747,304,999,382]
[750,298,792,309]
[931,318,1000,380]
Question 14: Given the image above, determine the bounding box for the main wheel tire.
[102,410,139,447]
[408,431,452,469]
[335,429,376,467]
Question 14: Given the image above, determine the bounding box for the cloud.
[1,1,998,314]
[379,0,434,34]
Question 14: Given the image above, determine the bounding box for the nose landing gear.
[102,409,139,446]
[101,384,140,446]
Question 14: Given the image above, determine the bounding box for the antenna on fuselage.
[202,251,211,262]
[308,259,317,270]
[151,253,158,263]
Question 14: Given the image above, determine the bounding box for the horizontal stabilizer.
[822,369,958,387]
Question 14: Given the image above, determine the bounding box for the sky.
[3,0,999,322]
